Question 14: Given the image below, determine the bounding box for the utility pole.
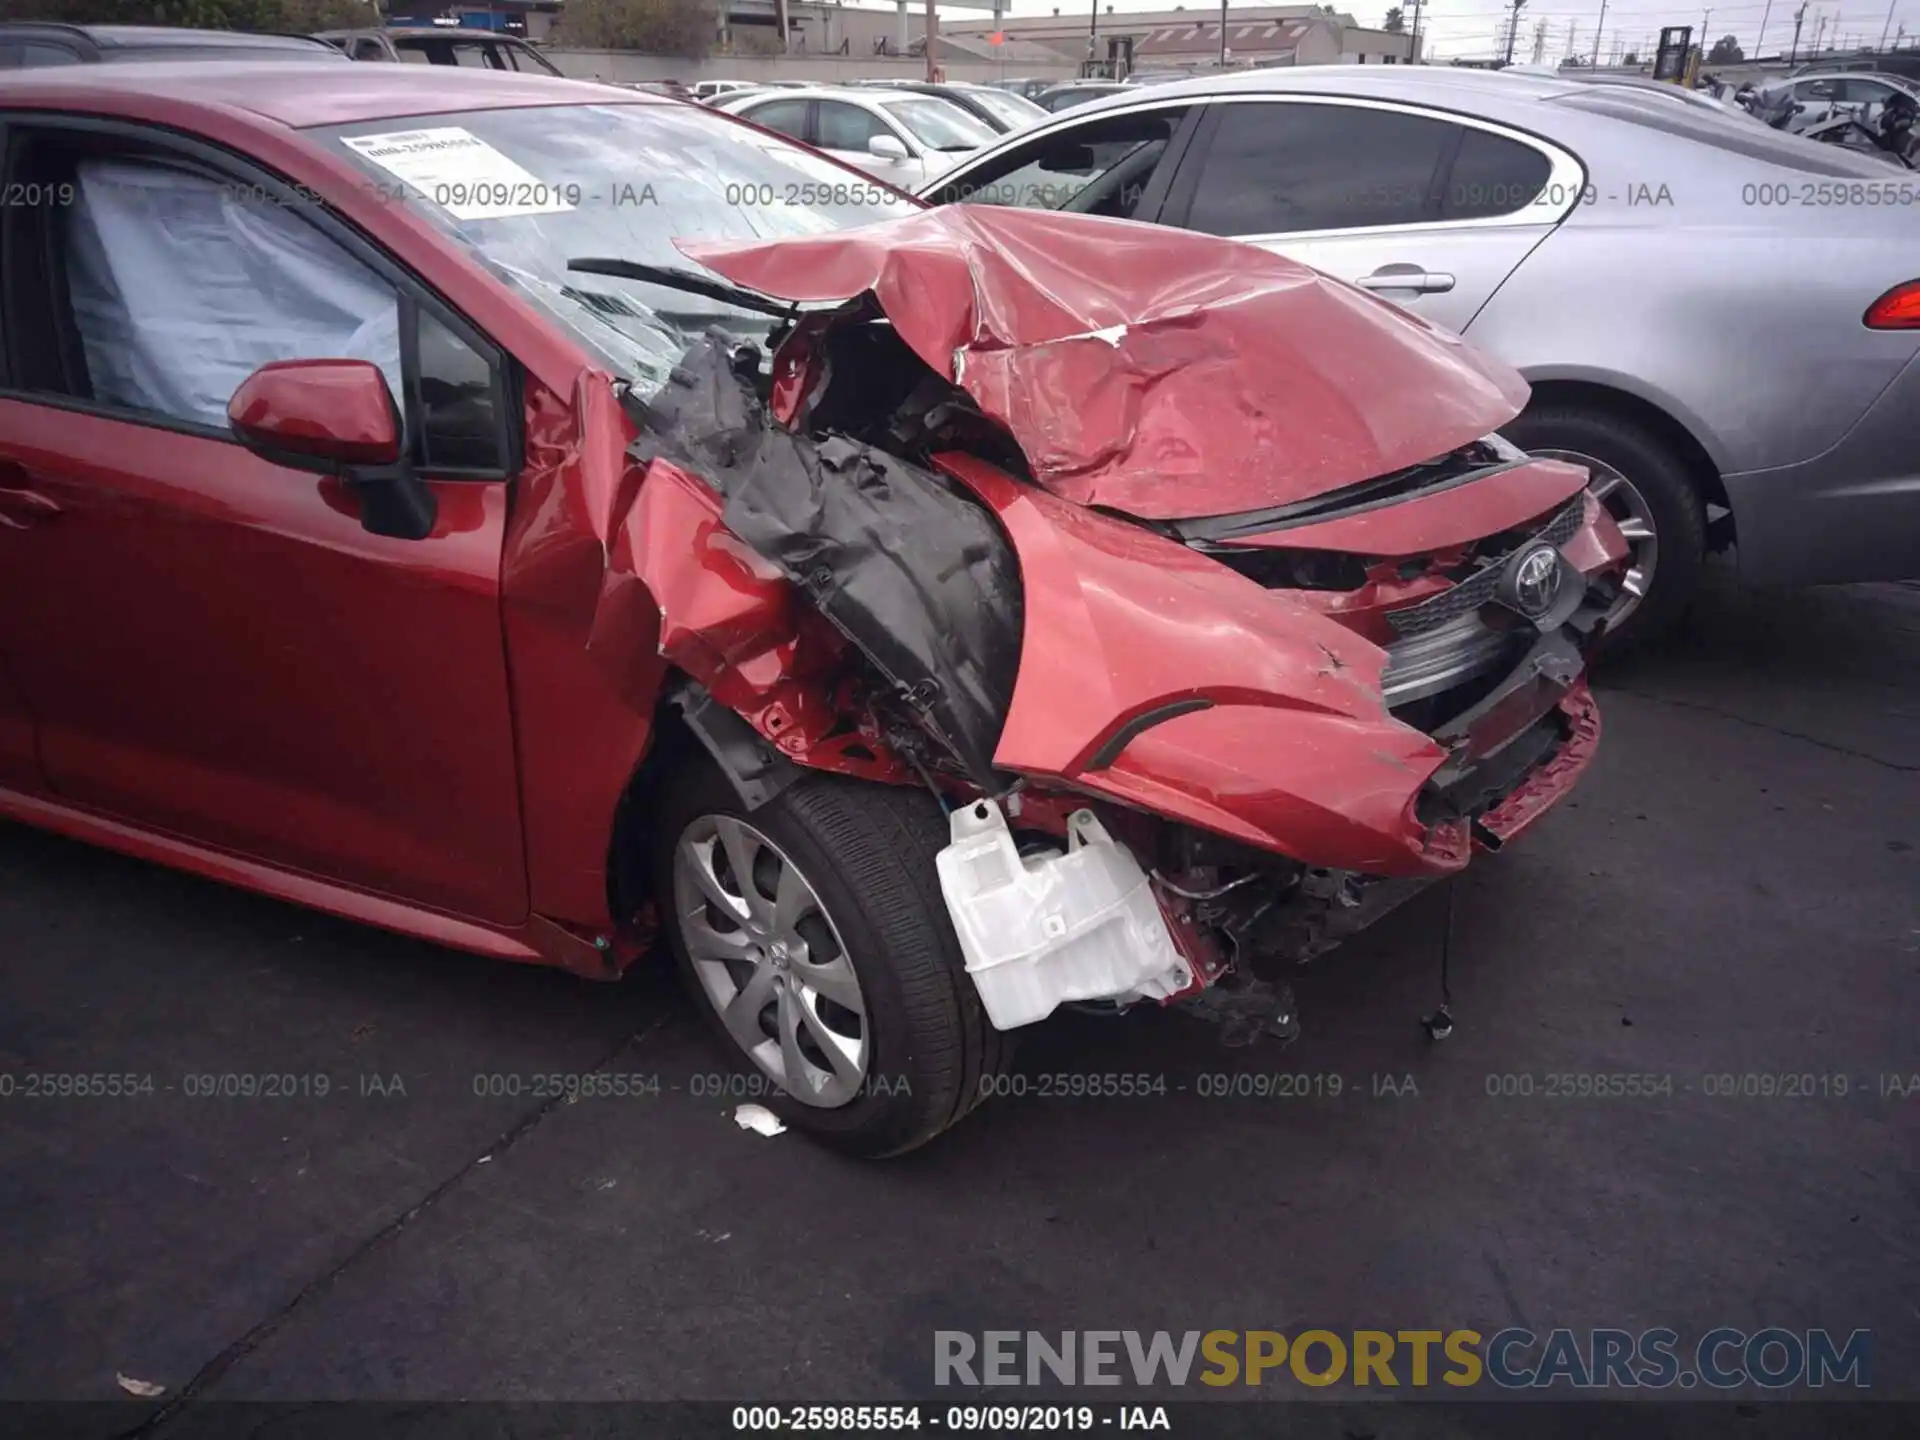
[1757,0,1774,59]
[1532,16,1548,61]
[1086,0,1098,72]
[1219,0,1228,69]
[1812,9,1826,52]
[926,0,939,79]
[1882,0,1898,48]
[1568,19,1580,62]
[1503,0,1527,65]
[1409,0,1423,64]
[1592,0,1606,64]
[1789,1,1806,62]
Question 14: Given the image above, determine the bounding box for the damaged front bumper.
[590,207,1623,1038]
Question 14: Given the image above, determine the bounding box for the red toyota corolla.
[0,64,1626,1154]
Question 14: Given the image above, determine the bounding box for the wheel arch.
[1515,376,1733,542]
[605,673,809,934]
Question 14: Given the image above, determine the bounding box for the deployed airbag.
[629,334,1022,789]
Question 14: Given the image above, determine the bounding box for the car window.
[879,98,996,151]
[1439,126,1552,221]
[1182,102,1453,236]
[317,103,918,395]
[816,101,890,151]
[965,87,1047,130]
[449,43,491,68]
[1839,79,1895,104]
[398,48,431,62]
[9,151,504,472]
[350,38,391,61]
[16,42,84,66]
[413,306,502,470]
[743,98,811,142]
[927,108,1186,219]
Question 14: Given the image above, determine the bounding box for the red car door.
[0,126,528,925]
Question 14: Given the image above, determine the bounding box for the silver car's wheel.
[672,814,869,1108]
[1532,447,1659,631]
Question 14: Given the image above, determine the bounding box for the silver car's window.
[1438,127,1552,221]
[315,103,916,393]
[1182,103,1455,236]
[926,108,1186,217]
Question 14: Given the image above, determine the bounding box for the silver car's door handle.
[1356,269,1456,295]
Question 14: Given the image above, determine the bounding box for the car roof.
[0,59,651,128]
[1047,63,1584,122]
[0,22,334,52]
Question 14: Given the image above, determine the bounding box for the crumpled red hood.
[679,207,1531,521]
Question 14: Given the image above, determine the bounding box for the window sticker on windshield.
[341,127,576,220]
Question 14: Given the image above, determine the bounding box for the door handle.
[1356,268,1456,295]
[0,463,62,530]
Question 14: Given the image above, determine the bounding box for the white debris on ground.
[733,1104,787,1137]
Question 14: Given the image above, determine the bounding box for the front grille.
[1381,614,1518,709]
[1386,496,1586,639]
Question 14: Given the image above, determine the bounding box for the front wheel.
[651,761,1012,1157]
[1503,405,1707,657]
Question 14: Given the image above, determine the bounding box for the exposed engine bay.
[590,209,1628,1045]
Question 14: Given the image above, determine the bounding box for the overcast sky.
[937,0,1910,65]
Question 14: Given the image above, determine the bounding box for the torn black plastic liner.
[629,334,1023,792]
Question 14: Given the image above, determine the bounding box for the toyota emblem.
[1507,544,1564,618]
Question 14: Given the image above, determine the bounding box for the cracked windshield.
[317,103,916,394]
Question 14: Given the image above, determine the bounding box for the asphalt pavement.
[1,566,1915,1437]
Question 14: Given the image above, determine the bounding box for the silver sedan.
[921,66,1920,649]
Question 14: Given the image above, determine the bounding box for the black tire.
[1503,405,1707,658]
[651,760,1013,1157]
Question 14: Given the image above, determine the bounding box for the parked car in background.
[0,60,1623,1154]
[1033,80,1132,111]
[313,27,562,75]
[717,85,995,184]
[990,77,1060,100]
[1768,70,1920,126]
[1794,52,1920,83]
[923,65,1920,649]
[0,22,345,66]
[852,79,1048,133]
[691,78,759,100]
[617,80,696,101]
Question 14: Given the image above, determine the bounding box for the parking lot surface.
[1,568,1915,1432]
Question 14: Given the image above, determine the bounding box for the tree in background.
[1707,34,1744,62]
[1383,7,1405,32]
[555,0,713,57]
[5,0,376,26]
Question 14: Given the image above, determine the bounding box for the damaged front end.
[594,208,1624,1046]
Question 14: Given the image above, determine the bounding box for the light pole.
[1881,0,1898,48]
[1789,1,1806,62]
[1592,0,1606,64]
[1219,0,1228,69]
[1757,0,1773,59]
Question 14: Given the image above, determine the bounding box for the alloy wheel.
[1532,448,1658,631]
[671,815,870,1108]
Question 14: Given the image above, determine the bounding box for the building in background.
[943,4,1415,75]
